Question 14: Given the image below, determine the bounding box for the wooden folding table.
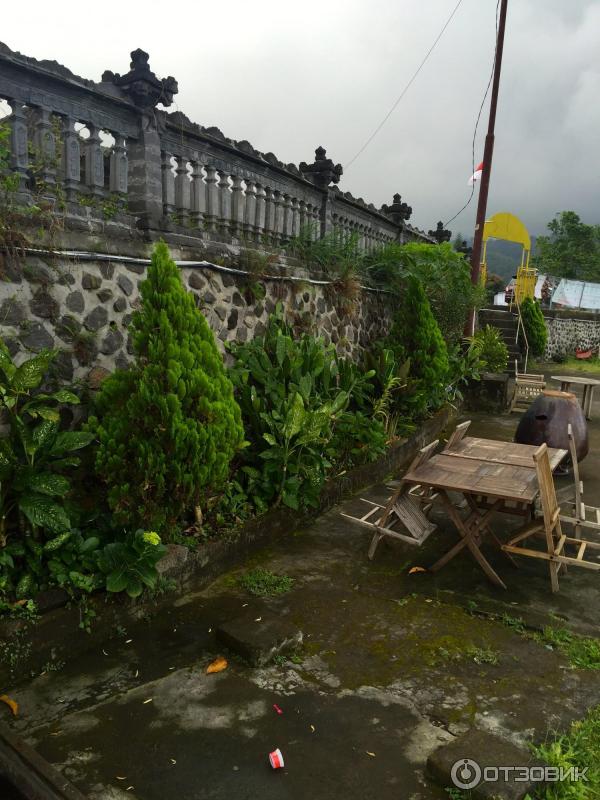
[402,450,544,589]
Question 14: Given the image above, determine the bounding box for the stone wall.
[543,311,600,359]
[0,252,394,383]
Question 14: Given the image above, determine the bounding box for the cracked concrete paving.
[5,380,600,799]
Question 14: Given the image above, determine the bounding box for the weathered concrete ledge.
[0,722,87,800]
[0,405,455,686]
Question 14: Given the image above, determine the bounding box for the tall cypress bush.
[520,297,548,358]
[386,274,449,416]
[88,242,244,534]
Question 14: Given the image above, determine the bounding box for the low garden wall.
[0,405,455,686]
[0,250,394,382]
[543,309,600,359]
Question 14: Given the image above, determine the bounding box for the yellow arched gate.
[481,212,536,304]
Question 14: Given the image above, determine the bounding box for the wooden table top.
[404,452,540,503]
[551,375,600,387]
[446,436,567,471]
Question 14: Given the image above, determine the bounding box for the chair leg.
[368,530,385,560]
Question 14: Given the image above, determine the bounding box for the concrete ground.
[5,369,600,800]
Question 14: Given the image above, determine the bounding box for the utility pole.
[467,0,509,335]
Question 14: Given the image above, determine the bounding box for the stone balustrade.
[0,42,433,250]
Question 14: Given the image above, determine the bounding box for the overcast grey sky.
[4,0,599,237]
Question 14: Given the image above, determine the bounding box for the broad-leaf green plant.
[0,342,93,544]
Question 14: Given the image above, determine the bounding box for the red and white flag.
[468,161,484,186]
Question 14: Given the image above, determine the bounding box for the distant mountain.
[458,235,538,285]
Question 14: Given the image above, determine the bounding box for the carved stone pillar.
[263,187,275,241]
[230,174,244,238]
[282,193,293,242]
[218,171,231,236]
[190,160,205,229]
[61,116,80,201]
[161,150,175,219]
[254,183,266,241]
[273,190,283,244]
[243,180,257,240]
[174,155,189,223]
[84,124,104,196]
[204,165,219,232]
[8,101,29,195]
[31,107,56,189]
[102,48,178,229]
[109,135,128,196]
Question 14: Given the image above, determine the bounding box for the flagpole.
[466,0,509,335]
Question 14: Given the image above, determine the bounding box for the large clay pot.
[515,390,588,461]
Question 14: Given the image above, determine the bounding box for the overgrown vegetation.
[470,325,509,373]
[238,567,294,596]
[1,228,490,621]
[228,306,386,511]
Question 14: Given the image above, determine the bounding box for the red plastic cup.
[269,748,284,769]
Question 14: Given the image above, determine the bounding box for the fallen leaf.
[242,603,248,608]
[134,670,139,678]
[126,787,134,791]
[254,617,262,622]
[0,695,18,717]
[206,656,228,675]
[143,698,153,704]
[125,639,133,644]
[273,704,283,715]
[310,724,315,733]
[408,566,426,575]
[116,776,127,781]
[170,759,177,765]
[366,751,376,757]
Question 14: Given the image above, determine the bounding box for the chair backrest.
[446,421,471,448]
[406,439,439,475]
[567,423,582,510]
[533,443,561,546]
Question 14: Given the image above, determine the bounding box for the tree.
[88,242,244,534]
[520,297,547,358]
[386,275,449,417]
[533,211,600,280]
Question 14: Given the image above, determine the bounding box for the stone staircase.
[478,308,524,373]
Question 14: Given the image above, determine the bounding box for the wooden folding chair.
[341,440,439,559]
[510,359,546,413]
[559,423,600,538]
[445,420,471,448]
[502,443,600,592]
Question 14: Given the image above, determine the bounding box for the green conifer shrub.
[520,297,548,358]
[386,275,449,416]
[88,242,244,534]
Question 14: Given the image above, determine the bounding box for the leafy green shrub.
[97,530,167,598]
[327,410,387,469]
[520,297,548,358]
[0,343,93,541]
[88,242,244,534]
[363,242,482,346]
[470,325,509,373]
[386,275,449,417]
[229,306,384,510]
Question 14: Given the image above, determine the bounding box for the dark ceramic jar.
[514,390,588,461]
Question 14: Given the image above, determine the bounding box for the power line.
[344,0,465,170]
[444,0,500,228]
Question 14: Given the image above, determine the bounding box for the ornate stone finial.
[382,194,412,224]
[299,147,343,188]
[456,239,472,259]
[101,49,178,111]
[428,220,451,244]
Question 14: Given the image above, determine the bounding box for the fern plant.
[469,325,509,373]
